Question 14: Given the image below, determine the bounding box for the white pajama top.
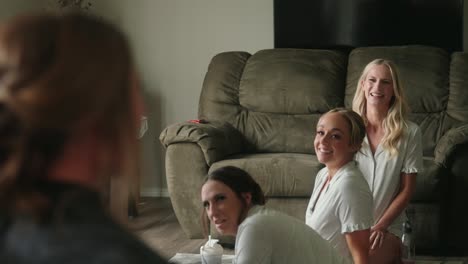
[234,206,349,264]
[355,121,423,236]
[305,161,373,260]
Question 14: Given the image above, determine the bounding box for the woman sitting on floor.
[201,165,349,264]
[305,108,374,264]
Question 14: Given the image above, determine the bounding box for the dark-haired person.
[305,108,373,264]
[0,12,167,263]
[352,59,423,263]
[201,166,349,264]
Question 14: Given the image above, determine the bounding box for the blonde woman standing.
[352,59,423,264]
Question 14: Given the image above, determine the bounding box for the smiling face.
[362,64,395,110]
[201,180,249,236]
[314,112,359,172]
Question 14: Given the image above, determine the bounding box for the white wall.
[0,0,44,19]
[0,0,273,197]
[95,0,274,196]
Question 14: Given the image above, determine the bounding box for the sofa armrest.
[159,121,245,166]
[434,123,468,167]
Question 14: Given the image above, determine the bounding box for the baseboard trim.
[140,188,170,197]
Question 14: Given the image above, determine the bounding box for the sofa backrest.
[199,49,347,154]
[448,52,468,125]
[199,46,468,156]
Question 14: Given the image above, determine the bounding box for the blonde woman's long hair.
[352,59,409,157]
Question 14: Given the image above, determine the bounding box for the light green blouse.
[233,206,350,264]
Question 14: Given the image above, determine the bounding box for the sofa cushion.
[160,121,247,166]
[199,51,251,123]
[239,49,347,114]
[209,153,440,202]
[406,203,441,254]
[442,52,468,134]
[200,49,348,154]
[412,157,443,202]
[209,153,323,197]
[236,111,319,154]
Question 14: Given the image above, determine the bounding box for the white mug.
[200,236,223,264]
[200,250,222,264]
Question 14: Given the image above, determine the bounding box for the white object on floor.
[200,236,223,264]
[169,253,234,264]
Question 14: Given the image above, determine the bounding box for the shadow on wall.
[140,85,165,197]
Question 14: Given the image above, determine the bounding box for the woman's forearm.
[351,251,369,264]
[345,229,370,264]
[375,173,416,230]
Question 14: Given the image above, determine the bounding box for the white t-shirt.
[234,206,349,264]
[305,161,373,259]
[355,121,423,236]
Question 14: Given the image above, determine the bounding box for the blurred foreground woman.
[0,12,167,264]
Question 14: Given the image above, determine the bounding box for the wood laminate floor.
[129,197,210,260]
